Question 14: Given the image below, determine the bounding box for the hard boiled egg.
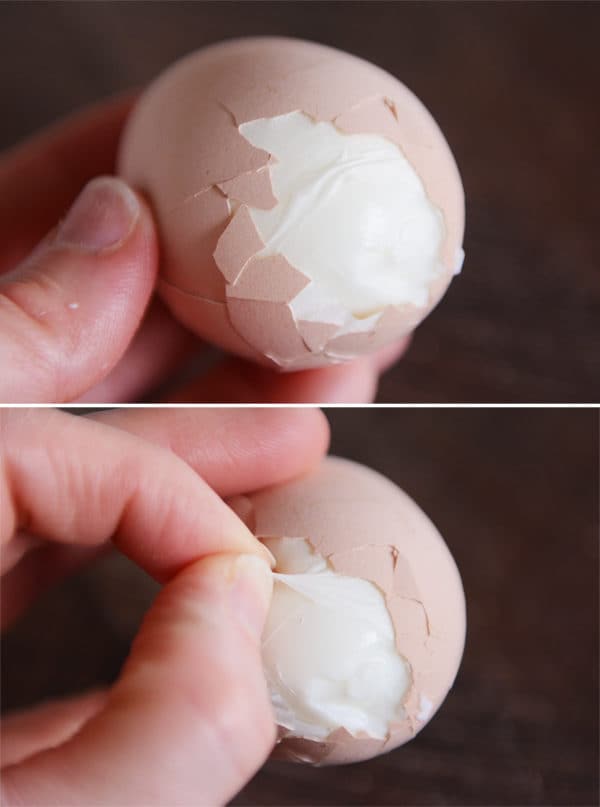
[119,38,465,369]
[228,457,466,764]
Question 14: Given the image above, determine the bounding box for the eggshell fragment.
[228,457,466,765]
[119,37,465,370]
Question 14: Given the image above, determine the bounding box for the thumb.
[0,176,157,403]
[2,553,276,807]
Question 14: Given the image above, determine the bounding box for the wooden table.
[1,2,598,403]
[2,408,597,805]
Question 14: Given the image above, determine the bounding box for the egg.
[228,457,466,765]
[119,38,465,369]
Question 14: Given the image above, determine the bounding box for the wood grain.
[1,409,598,805]
[1,2,598,403]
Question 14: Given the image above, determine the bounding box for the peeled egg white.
[118,38,465,370]
[228,457,466,765]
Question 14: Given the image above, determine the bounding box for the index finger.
[91,406,330,497]
[0,93,135,272]
[0,408,272,581]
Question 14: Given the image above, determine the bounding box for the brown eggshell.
[228,457,466,765]
[217,166,278,210]
[159,187,229,300]
[119,38,465,370]
[157,280,262,362]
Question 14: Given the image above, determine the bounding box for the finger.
[168,355,382,403]
[1,690,108,768]
[1,409,272,580]
[92,406,330,496]
[76,299,198,404]
[2,554,276,807]
[0,93,135,273]
[0,176,158,403]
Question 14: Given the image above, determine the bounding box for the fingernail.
[231,555,273,639]
[55,176,140,252]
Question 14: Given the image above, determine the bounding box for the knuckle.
[0,266,79,400]
[1,267,65,333]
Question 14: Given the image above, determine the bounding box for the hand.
[0,95,408,404]
[0,407,329,805]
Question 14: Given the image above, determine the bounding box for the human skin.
[0,407,330,805]
[0,95,408,404]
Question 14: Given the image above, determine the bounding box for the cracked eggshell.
[119,37,465,370]
[228,457,466,765]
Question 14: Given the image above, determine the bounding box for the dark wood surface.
[2,2,599,403]
[2,408,598,806]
